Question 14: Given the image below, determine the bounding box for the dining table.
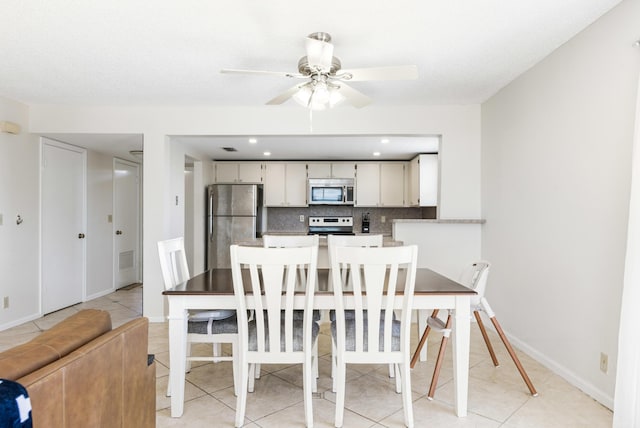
[163,267,476,418]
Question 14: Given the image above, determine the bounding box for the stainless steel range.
[308,216,354,236]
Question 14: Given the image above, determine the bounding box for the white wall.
[0,98,40,328]
[481,0,640,408]
[27,104,481,321]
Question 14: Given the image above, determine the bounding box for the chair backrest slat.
[157,237,190,290]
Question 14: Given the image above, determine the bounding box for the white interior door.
[114,158,141,288]
[41,139,86,314]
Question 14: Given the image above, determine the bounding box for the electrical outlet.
[299,215,305,223]
[381,216,386,223]
[600,352,608,373]
[3,296,8,309]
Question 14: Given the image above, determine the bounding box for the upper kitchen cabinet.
[214,162,263,183]
[355,162,406,207]
[307,162,356,179]
[380,162,406,207]
[264,162,308,207]
[408,154,438,206]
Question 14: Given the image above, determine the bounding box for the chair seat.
[188,315,238,335]
[189,309,236,321]
[248,319,320,352]
[331,319,401,352]
[329,309,394,322]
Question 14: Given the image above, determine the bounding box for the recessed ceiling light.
[248,138,257,144]
[373,152,381,157]
[381,138,390,144]
[263,151,271,156]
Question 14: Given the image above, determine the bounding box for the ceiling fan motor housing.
[298,56,342,76]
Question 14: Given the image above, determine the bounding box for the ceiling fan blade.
[305,36,334,71]
[336,83,372,109]
[337,65,418,82]
[220,68,303,78]
[266,84,305,105]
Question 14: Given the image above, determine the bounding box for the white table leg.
[168,300,188,418]
[451,295,470,417]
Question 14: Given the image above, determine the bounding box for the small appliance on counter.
[362,213,370,233]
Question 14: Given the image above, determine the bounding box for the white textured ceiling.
[1,0,622,159]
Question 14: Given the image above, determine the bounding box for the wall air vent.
[222,147,238,152]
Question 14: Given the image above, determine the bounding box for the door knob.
[78,233,85,239]
[115,230,123,235]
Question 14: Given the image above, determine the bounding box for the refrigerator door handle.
[208,190,214,240]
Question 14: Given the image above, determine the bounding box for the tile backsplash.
[265,206,436,235]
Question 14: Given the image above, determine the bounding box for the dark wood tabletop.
[163,268,475,296]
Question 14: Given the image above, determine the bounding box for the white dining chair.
[413,261,538,399]
[261,234,320,383]
[330,244,418,428]
[326,234,395,389]
[157,237,238,396]
[230,244,319,428]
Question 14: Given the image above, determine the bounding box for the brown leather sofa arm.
[18,317,155,428]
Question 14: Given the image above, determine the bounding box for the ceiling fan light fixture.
[293,80,345,111]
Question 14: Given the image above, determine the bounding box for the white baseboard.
[491,325,614,410]
[0,312,43,332]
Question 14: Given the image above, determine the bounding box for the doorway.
[113,158,141,288]
[41,138,86,314]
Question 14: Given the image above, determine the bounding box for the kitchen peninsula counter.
[392,219,485,224]
[392,218,484,280]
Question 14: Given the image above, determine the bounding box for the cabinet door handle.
[115,230,123,235]
[78,233,85,239]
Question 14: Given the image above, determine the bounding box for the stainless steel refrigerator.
[206,184,264,269]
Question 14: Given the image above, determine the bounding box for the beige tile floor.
[0,286,613,427]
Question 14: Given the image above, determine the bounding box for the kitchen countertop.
[235,235,403,247]
[392,219,486,224]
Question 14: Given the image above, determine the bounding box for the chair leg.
[334,358,346,428]
[394,364,401,393]
[474,310,500,366]
[400,363,414,428]
[312,339,318,393]
[248,363,256,393]
[331,339,337,393]
[235,360,249,428]
[213,342,221,359]
[232,341,239,397]
[489,316,538,396]
[427,313,452,400]
[389,363,395,378]
[303,358,314,428]
[410,309,439,368]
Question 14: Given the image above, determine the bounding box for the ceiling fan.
[221,32,418,110]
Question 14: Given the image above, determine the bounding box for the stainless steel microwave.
[307,178,355,205]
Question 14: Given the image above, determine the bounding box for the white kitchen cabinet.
[409,154,438,206]
[307,162,355,179]
[330,162,356,179]
[356,162,406,207]
[355,163,381,206]
[380,162,405,206]
[306,163,332,178]
[264,162,308,207]
[214,162,263,183]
